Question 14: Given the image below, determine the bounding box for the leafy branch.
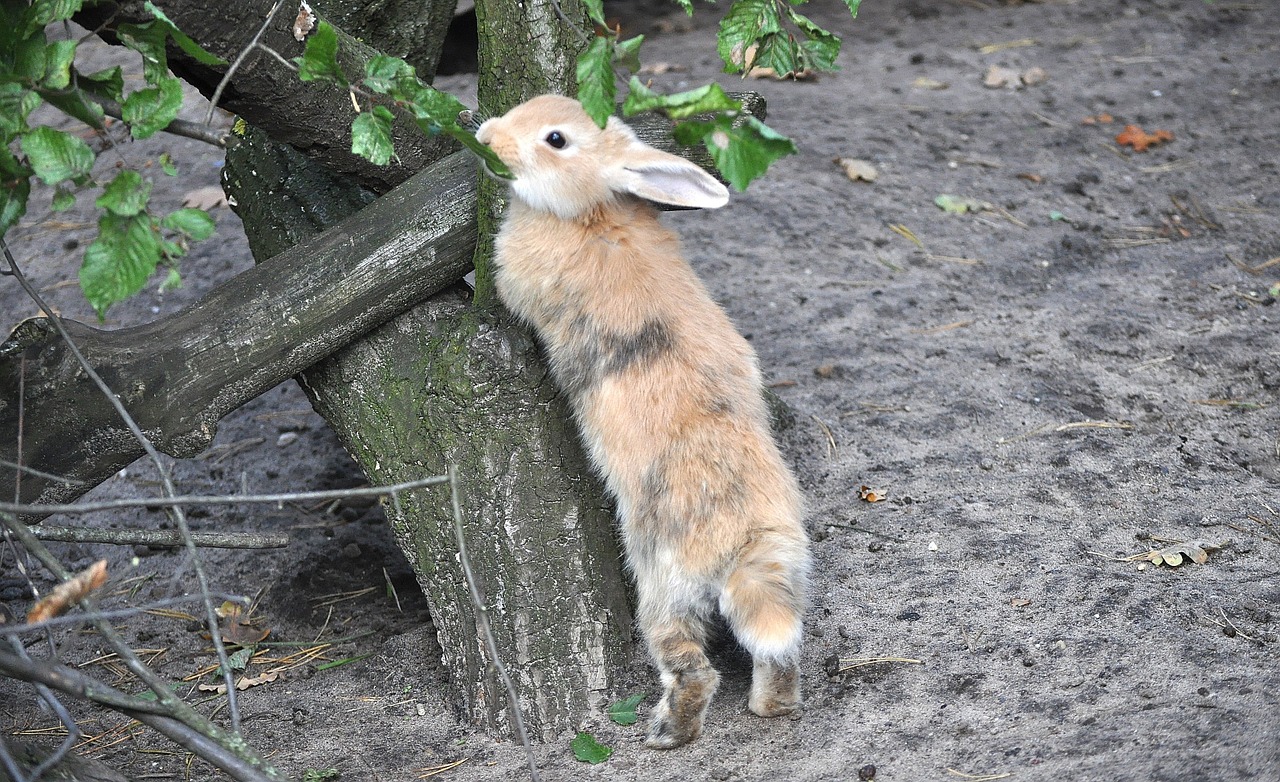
[1,0,228,317]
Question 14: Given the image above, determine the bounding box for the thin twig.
[28,526,289,549]
[447,467,540,782]
[207,0,285,126]
[1,240,242,734]
[0,457,82,486]
[89,94,229,147]
[0,475,448,517]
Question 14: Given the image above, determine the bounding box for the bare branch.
[206,0,286,126]
[0,474,448,517]
[28,526,289,549]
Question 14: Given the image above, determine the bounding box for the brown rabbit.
[476,95,810,749]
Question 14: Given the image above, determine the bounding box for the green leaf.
[614,35,645,73]
[576,36,616,128]
[0,174,31,237]
[26,0,83,28]
[0,85,42,139]
[787,8,841,72]
[144,1,228,66]
[295,21,346,85]
[80,66,125,102]
[161,207,216,240]
[51,186,75,212]
[606,693,646,726]
[843,0,863,18]
[96,170,152,216]
[21,127,94,185]
[42,40,78,89]
[934,194,983,214]
[14,37,48,83]
[717,0,782,74]
[678,115,796,191]
[36,87,106,130]
[159,152,178,176]
[581,0,606,26]
[753,32,800,76]
[115,21,171,85]
[158,266,182,293]
[570,732,613,764]
[301,769,340,782]
[675,0,694,15]
[80,213,164,318]
[363,54,416,94]
[121,77,183,139]
[623,77,741,120]
[227,645,254,671]
[351,105,396,166]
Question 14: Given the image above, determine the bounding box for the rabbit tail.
[720,528,809,717]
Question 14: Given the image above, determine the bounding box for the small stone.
[276,432,299,447]
[858,763,877,780]
[341,542,362,559]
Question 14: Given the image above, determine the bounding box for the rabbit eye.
[544,131,567,149]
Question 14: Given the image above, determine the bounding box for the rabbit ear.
[608,145,730,210]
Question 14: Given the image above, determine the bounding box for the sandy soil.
[3,1,1279,780]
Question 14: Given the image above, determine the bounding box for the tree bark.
[0,151,477,513]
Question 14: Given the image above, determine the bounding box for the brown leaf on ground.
[1115,124,1174,152]
[27,560,108,623]
[836,157,879,183]
[216,600,271,645]
[1082,112,1115,125]
[182,185,229,211]
[1016,172,1044,183]
[1010,598,1032,607]
[858,485,886,503]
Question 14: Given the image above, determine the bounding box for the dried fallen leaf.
[638,62,687,75]
[1126,541,1217,568]
[182,185,229,211]
[1115,124,1174,152]
[912,77,950,90]
[216,600,271,646]
[1081,112,1114,125]
[293,1,316,41]
[198,671,281,696]
[836,157,879,183]
[28,560,108,623]
[858,485,886,503]
[1016,172,1044,184]
[1020,66,1048,86]
[983,65,1020,89]
[1010,598,1032,607]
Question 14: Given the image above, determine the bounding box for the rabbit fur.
[476,95,810,749]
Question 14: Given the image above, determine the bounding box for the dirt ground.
[3,0,1279,780]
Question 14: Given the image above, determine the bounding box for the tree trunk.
[219,3,636,740]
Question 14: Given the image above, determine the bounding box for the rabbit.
[475,94,810,749]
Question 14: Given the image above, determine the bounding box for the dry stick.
[446,467,541,782]
[0,458,81,486]
[1,638,81,782]
[206,0,285,126]
[0,591,249,636]
[0,475,448,517]
[28,526,289,549]
[0,646,276,782]
[1,242,243,737]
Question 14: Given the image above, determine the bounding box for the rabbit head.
[475,94,729,220]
